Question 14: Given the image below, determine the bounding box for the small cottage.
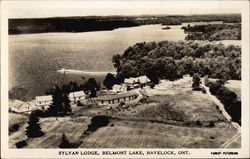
[68,91,86,103]
[97,91,138,105]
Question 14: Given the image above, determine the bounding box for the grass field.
[107,82,226,126]
[79,119,238,148]
[10,116,90,148]
[9,113,28,135]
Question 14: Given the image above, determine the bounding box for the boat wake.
[57,68,116,75]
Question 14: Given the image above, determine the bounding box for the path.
[201,79,241,148]
[220,132,241,148]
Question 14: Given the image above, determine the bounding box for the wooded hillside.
[112,41,241,82]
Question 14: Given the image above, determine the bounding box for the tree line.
[9,14,241,34]
[112,41,241,83]
[182,23,241,41]
[204,78,241,125]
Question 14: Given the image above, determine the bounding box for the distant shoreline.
[8,14,241,35]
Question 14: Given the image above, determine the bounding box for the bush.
[139,97,149,103]
[87,116,109,132]
[196,120,202,127]
[118,102,125,107]
[201,87,206,94]
[15,140,27,148]
[148,82,155,89]
[208,121,215,127]
[9,124,19,135]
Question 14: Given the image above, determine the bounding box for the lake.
[9,24,240,99]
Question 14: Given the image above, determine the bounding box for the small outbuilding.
[112,84,127,93]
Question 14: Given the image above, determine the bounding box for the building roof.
[36,95,52,102]
[112,84,123,90]
[69,91,86,98]
[97,91,138,101]
[124,75,150,84]
[113,84,122,88]
[10,100,36,112]
[10,100,25,110]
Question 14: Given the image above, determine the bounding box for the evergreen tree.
[62,93,72,115]
[59,133,72,148]
[26,112,44,138]
[48,85,64,116]
[48,85,72,116]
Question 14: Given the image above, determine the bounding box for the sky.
[5,1,241,18]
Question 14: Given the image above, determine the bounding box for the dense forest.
[9,14,241,34]
[112,41,241,83]
[182,23,241,41]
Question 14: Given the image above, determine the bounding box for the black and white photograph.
[1,0,249,158]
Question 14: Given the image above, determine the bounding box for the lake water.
[9,24,240,99]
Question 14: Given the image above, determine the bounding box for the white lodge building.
[124,75,151,88]
[35,95,53,108]
[69,91,86,103]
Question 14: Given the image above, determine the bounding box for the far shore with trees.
[181,23,241,41]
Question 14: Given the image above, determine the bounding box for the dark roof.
[97,91,138,101]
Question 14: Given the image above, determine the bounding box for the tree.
[120,62,137,78]
[26,112,44,138]
[47,85,64,116]
[89,88,97,98]
[192,73,201,90]
[86,78,98,91]
[62,93,72,115]
[59,134,73,148]
[112,54,122,72]
[103,73,117,90]
[85,78,98,98]
[162,57,178,85]
[48,85,71,116]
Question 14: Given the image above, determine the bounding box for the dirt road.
[201,79,241,148]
